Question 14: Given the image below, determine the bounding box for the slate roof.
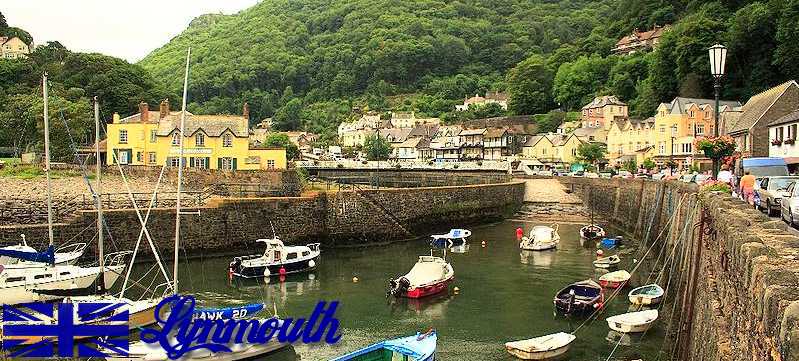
[662,97,740,116]
[408,124,439,138]
[729,81,798,134]
[156,114,250,137]
[398,137,431,149]
[769,109,799,127]
[378,128,412,143]
[484,128,508,138]
[459,128,487,136]
[582,96,626,110]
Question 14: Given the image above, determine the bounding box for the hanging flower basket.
[695,136,736,159]
[772,139,784,146]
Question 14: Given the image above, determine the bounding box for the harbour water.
[139,220,669,360]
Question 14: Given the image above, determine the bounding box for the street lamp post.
[709,44,728,178]
[671,124,678,175]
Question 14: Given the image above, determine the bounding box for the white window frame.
[172,132,180,146]
[169,157,181,167]
[119,150,130,165]
[195,133,205,147]
[220,157,234,170]
[267,159,276,169]
[119,129,128,144]
[222,134,233,147]
[195,157,207,169]
[150,130,157,143]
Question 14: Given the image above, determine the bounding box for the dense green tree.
[263,133,300,160]
[642,158,656,170]
[553,55,616,110]
[0,11,7,33]
[273,98,303,131]
[506,55,554,115]
[363,133,392,161]
[608,55,649,102]
[775,0,799,80]
[576,142,607,167]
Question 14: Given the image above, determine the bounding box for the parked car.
[780,181,799,226]
[599,172,613,179]
[756,176,799,216]
[651,173,666,181]
[693,174,711,184]
[585,172,599,178]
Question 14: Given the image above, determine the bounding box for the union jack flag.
[2,301,129,357]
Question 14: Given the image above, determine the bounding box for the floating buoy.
[596,249,604,256]
[352,276,359,283]
[481,240,487,248]
[279,267,287,276]
[516,228,523,241]
[308,260,316,268]
[453,286,460,294]
[633,258,638,264]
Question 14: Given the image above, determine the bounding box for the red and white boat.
[388,255,454,299]
[598,270,631,289]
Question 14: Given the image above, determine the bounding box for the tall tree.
[506,55,554,115]
[363,133,392,161]
[775,0,799,81]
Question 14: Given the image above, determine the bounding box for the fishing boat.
[520,225,560,251]
[229,238,320,278]
[505,332,576,360]
[628,284,665,305]
[553,279,604,315]
[598,270,631,289]
[593,254,621,269]
[388,254,454,299]
[579,224,605,240]
[430,228,471,248]
[606,309,659,333]
[332,330,437,361]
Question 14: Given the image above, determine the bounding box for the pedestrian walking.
[740,171,756,205]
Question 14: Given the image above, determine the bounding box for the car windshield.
[746,166,789,177]
[770,178,799,190]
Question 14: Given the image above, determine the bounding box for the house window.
[172,132,180,146]
[696,124,705,135]
[148,152,156,164]
[659,142,665,155]
[791,125,798,140]
[222,134,233,147]
[136,152,143,162]
[119,130,128,144]
[194,157,207,169]
[168,157,181,167]
[195,133,205,147]
[220,157,234,170]
[267,159,276,169]
[118,150,130,164]
[659,125,665,133]
[150,130,157,143]
[778,127,784,141]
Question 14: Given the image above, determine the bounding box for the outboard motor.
[387,277,411,297]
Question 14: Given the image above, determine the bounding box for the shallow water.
[133,220,670,360]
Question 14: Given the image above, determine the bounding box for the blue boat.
[601,236,623,248]
[192,303,266,321]
[430,229,471,248]
[331,330,437,361]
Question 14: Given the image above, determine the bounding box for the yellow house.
[522,133,586,167]
[0,36,31,59]
[607,117,655,165]
[106,101,286,170]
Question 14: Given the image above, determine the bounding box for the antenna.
[270,221,277,239]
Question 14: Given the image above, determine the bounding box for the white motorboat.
[0,236,87,267]
[229,238,320,278]
[388,254,454,299]
[628,284,665,305]
[505,332,576,360]
[520,225,560,251]
[579,224,605,239]
[430,228,471,248]
[593,254,621,269]
[606,309,659,333]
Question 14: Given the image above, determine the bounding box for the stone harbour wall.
[560,177,799,361]
[0,181,524,258]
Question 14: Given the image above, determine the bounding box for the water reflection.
[450,244,470,254]
[387,291,453,318]
[519,249,555,268]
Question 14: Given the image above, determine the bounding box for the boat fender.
[481,240,486,248]
[453,286,460,294]
[352,276,359,283]
[279,267,287,276]
[596,249,604,256]
[308,259,316,268]
[263,267,271,277]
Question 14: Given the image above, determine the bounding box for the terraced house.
[106,100,286,170]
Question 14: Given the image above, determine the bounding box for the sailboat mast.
[173,47,191,294]
[95,96,105,290]
[42,73,54,246]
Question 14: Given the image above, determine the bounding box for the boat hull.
[404,276,454,299]
[505,344,570,360]
[628,294,662,305]
[232,255,319,279]
[599,279,627,289]
[607,320,655,333]
[520,242,556,251]
[0,271,99,306]
[106,339,288,361]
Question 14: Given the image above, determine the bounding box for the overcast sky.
[3,0,260,63]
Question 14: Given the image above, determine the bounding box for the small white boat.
[388,255,454,298]
[593,255,620,269]
[430,228,471,248]
[628,284,665,305]
[606,309,659,333]
[520,225,560,251]
[229,238,320,278]
[579,224,605,239]
[0,236,87,267]
[598,270,631,289]
[505,332,576,360]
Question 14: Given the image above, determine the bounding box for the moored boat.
[600,236,623,248]
[332,330,437,361]
[606,309,659,333]
[593,255,621,269]
[553,279,604,315]
[628,284,664,305]
[388,255,454,299]
[598,270,631,289]
[229,238,320,278]
[520,225,560,251]
[430,228,471,248]
[579,224,605,240]
[505,332,576,360]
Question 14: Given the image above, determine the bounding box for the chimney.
[159,99,170,119]
[139,102,149,123]
[242,102,250,120]
[113,113,120,123]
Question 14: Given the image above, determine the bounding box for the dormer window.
[171,132,180,146]
[222,133,233,147]
[195,133,205,147]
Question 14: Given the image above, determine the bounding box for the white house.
[397,137,432,161]
[768,109,799,165]
[455,91,509,111]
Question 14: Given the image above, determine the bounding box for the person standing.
[740,171,756,205]
[717,164,733,186]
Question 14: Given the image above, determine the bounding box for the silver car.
[760,176,799,216]
[780,181,799,226]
